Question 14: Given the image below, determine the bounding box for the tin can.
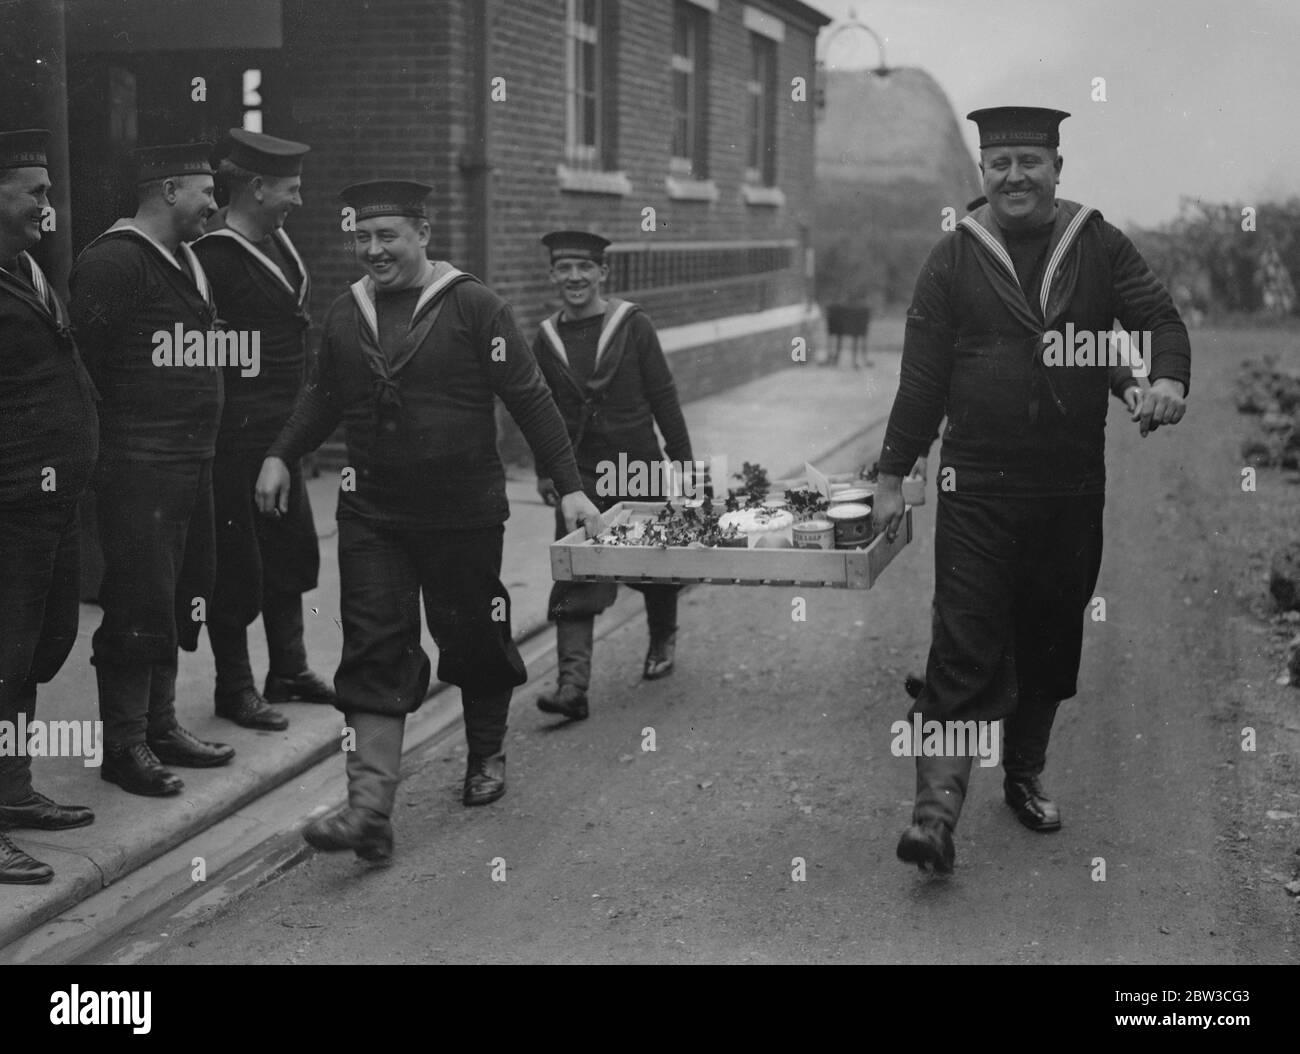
[792,518,835,549]
[826,503,872,548]
[829,486,874,508]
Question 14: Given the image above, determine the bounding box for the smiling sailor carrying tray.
[873,106,1191,875]
[532,229,695,723]
[255,182,600,862]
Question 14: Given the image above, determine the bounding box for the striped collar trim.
[541,299,637,370]
[959,202,1096,315]
[957,214,1018,288]
[91,222,213,306]
[349,263,466,342]
[1038,204,1095,317]
[197,226,308,304]
[21,251,52,305]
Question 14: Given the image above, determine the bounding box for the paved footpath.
[0,322,906,956]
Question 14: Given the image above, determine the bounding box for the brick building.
[8,0,830,464]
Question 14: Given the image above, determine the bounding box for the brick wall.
[277,0,471,327]
[486,0,822,326]
[273,0,827,468]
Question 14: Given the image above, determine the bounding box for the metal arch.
[818,13,889,74]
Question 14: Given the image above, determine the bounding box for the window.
[671,2,709,178]
[242,68,263,134]
[565,0,612,169]
[747,34,777,185]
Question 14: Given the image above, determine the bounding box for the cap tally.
[0,129,51,171]
[542,229,611,262]
[134,142,215,183]
[339,179,433,221]
[967,107,1070,149]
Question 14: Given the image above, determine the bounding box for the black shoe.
[536,684,589,721]
[0,832,53,884]
[0,791,94,831]
[264,669,337,705]
[896,819,955,874]
[147,725,235,769]
[102,743,185,797]
[1003,774,1062,832]
[643,631,676,680]
[463,752,506,806]
[216,687,289,731]
[302,807,393,863]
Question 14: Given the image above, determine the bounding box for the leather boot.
[302,711,403,863]
[1004,698,1063,832]
[537,618,592,720]
[896,819,955,874]
[897,752,973,873]
[1003,774,1061,832]
[463,751,506,806]
[345,711,405,818]
[0,832,53,884]
[913,751,974,828]
[0,791,94,831]
[302,807,393,864]
[264,669,337,706]
[102,742,184,797]
[216,686,289,731]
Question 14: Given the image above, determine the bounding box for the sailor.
[0,129,99,882]
[875,107,1190,873]
[532,230,695,721]
[70,142,235,798]
[194,129,334,731]
[256,181,601,862]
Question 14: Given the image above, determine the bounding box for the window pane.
[581,40,597,94]
[674,6,688,55]
[674,69,689,113]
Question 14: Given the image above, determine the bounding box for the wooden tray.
[551,502,913,589]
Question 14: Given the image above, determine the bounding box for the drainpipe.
[459,0,492,281]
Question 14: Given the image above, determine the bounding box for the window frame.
[746,32,778,186]
[670,1,709,179]
[564,0,619,172]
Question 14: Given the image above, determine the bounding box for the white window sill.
[666,176,719,202]
[742,184,785,208]
[557,164,632,196]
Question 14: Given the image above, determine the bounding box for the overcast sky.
[806,0,1299,228]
